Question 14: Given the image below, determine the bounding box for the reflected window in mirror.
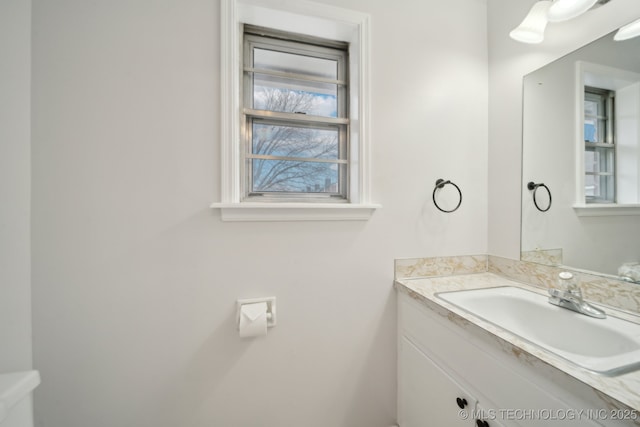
[584,87,616,203]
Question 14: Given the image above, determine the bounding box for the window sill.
[573,203,640,216]
[210,202,381,222]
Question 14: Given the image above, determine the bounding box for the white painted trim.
[356,13,372,204]
[214,0,377,220]
[573,204,640,216]
[574,61,585,205]
[220,0,241,203]
[210,202,380,221]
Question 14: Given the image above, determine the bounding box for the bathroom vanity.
[396,270,640,427]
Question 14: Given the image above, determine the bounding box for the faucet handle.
[548,287,578,303]
[558,271,578,290]
[548,287,607,319]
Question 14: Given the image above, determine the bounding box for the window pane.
[585,149,596,174]
[584,121,597,143]
[584,99,600,142]
[253,73,337,117]
[586,174,615,201]
[254,48,337,80]
[585,147,615,202]
[585,147,614,173]
[585,174,596,197]
[584,91,612,143]
[584,98,599,117]
[242,29,349,200]
[251,159,341,193]
[252,123,340,159]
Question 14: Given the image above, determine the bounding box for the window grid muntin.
[242,26,349,201]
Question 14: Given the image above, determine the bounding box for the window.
[584,87,616,203]
[213,0,377,221]
[242,26,349,201]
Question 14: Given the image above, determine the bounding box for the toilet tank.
[0,371,40,427]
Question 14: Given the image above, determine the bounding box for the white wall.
[0,0,32,372]
[31,1,487,426]
[617,82,640,203]
[487,0,640,260]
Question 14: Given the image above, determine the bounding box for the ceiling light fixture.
[511,0,614,44]
[614,18,640,41]
[547,0,598,22]
[509,0,552,44]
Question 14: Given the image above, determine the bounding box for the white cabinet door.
[475,404,507,427]
[399,336,477,427]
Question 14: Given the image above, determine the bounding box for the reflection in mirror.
[521,23,640,284]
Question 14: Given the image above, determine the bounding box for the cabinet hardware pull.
[455,397,467,408]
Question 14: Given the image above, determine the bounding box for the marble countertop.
[395,272,640,414]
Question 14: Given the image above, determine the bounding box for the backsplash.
[520,248,562,266]
[394,255,487,280]
[395,254,640,314]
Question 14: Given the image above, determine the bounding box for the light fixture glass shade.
[614,18,640,41]
[547,0,598,22]
[509,1,552,44]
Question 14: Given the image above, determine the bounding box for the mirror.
[521,23,640,284]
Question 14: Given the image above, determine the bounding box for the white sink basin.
[436,286,640,375]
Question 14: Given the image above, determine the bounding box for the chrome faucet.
[548,272,606,319]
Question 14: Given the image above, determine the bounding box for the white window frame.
[211,0,379,221]
[573,61,640,216]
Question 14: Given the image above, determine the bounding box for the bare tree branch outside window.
[251,87,340,193]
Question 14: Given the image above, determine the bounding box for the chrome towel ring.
[433,179,462,213]
[527,181,552,212]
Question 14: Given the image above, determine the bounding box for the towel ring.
[433,179,462,213]
[527,181,552,212]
